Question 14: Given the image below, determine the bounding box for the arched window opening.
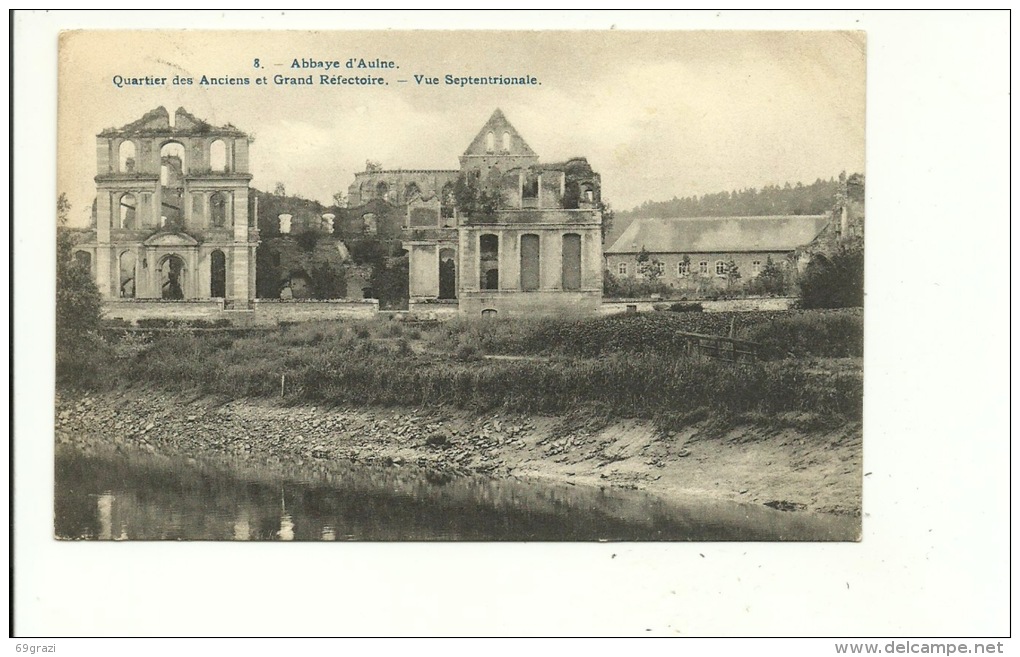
[520,234,540,292]
[118,251,137,298]
[210,139,228,172]
[439,248,457,300]
[481,308,498,318]
[562,233,582,291]
[210,192,228,228]
[502,131,511,152]
[480,234,499,290]
[485,131,495,153]
[160,142,186,178]
[363,213,378,235]
[376,181,389,202]
[118,140,136,173]
[119,193,137,229]
[404,182,421,203]
[210,250,226,298]
[159,142,186,229]
[160,255,186,300]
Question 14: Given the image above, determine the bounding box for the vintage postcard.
[14,8,1012,642]
[52,28,866,544]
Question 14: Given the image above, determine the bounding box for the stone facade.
[76,107,258,304]
[349,109,604,316]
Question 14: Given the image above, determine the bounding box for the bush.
[667,302,704,313]
[798,245,864,309]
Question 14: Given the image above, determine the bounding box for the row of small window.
[618,260,770,277]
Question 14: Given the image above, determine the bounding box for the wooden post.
[280,373,286,397]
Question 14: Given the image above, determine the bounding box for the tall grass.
[107,327,861,431]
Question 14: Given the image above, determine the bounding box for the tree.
[798,244,864,308]
[636,247,663,282]
[753,255,787,296]
[273,182,287,196]
[725,259,741,291]
[332,190,346,208]
[56,193,105,387]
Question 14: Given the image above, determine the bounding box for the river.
[54,448,858,541]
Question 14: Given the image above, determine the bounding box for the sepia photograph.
[53,29,865,542]
[13,9,1009,641]
[49,28,869,542]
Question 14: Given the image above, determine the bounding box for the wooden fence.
[677,331,761,363]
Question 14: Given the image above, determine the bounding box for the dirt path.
[56,390,862,517]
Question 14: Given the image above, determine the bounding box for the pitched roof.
[606,215,831,254]
[462,109,537,158]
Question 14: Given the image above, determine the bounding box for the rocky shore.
[56,389,862,517]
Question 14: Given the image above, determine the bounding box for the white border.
[11,10,1012,640]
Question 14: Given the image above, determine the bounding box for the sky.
[58,30,865,226]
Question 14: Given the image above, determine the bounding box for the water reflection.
[54,449,858,541]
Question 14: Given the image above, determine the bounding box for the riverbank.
[56,389,862,518]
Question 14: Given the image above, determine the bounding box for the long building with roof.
[605,215,830,292]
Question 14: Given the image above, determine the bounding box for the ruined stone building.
[348,109,604,315]
[75,107,257,304]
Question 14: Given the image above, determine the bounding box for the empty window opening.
[118,140,136,173]
[561,233,582,290]
[210,139,228,172]
[502,131,511,152]
[210,250,226,298]
[278,213,292,234]
[481,308,498,318]
[375,181,389,201]
[520,234,540,292]
[159,143,185,229]
[119,251,137,298]
[485,131,495,153]
[439,248,457,300]
[160,142,186,178]
[160,255,186,300]
[404,182,421,203]
[582,186,595,203]
[210,192,228,228]
[479,234,499,290]
[440,182,456,224]
[522,172,539,204]
[119,193,137,229]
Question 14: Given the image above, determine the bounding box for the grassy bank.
[82,309,862,433]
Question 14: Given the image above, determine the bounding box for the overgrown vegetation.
[798,244,865,309]
[75,310,862,433]
[56,193,107,387]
